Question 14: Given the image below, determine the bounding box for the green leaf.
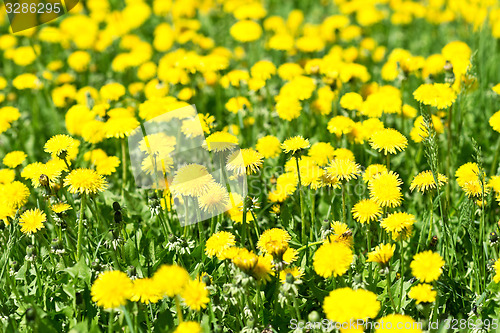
[64,259,91,286]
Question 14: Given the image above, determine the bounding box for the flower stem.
[175,295,184,323]
[295,156,306,243]
[398,240,405,312]
[121,305,136,333]
[76,193,87,261]
[387,264,397,311]
[108,310,114,333]
[341,183,346,224]
[121,139,127,197]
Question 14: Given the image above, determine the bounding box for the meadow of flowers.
[1,0,500,332]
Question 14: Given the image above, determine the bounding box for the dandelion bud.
[114,211,122,223]
[244,196,253,208]
[39,174,49,187]
[75,292,83,306]
[490,232,498,245]
[91,260,101,271]
[321,219,330,230]
[26,244,35,258]
[308,311,320,322]
[60,220,67,230]
[127,265,136,277]
[51,238,62,252]
[285,272,294,284]
[25,307,36,324]
[112,201,121,212]
[201,273,211,286]
[246,319,255,328]
[10,260,18,271]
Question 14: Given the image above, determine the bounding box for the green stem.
[175,295,184,323]
[121,139,127,197]
[108,310,114,333]
[387,264,397,311]
[295,156,306,243]
[398,241,405,312]
[76,193,87,261]
[121,305,136,333]
[427,194,434,243]
[297,240,323,252]
[341,183,346,224]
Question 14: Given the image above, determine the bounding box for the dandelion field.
[1,0,500,332]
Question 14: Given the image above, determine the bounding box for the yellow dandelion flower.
[363,164,388,183]
[340,92,364,111]
[225,96,251,114]
[153,264,190,297]
[170,164,215,197]
[130,278,162,304]
[327,115,355,137]
[276,96,302,121]
[368,171,403,208]
[257,228,291,256]
[410,170,447,193]
[308,142,335,166]
[181,279,209,311]
[369,128,408,155]
[3,151,27,168]
[325,158,360,182]
[44,134,76,159]
[51,202,72,214]
[232,248,258,271]
[283,248,298,264]
[352,199,382,224]
[410,115,444,143]
[408,284,436,304]
[105,117,139,139]
[380,212,415,241]
[329,221,353,248]
[323,288,380,323]
[64,168,108,195]
[100,82,126,101]
[367,243,395,266]
[95,156,121,176]
[1,181,30,209]
[256,135,281,159]
[230,20,262,42]
[413,83,456,109]
[490,110,500,133]
[204,131,239,152]
[198,183,229,214]
[174,321,202,333]
[279,267,304,283]
[281,136,310,154]
[91,270,133,309]
[493,259,500,283]
[205,231,236,259]
[410,250,445,282]
[0,169,15,184]
[313,242,353,278]
[226,148,263,175]
[251,254,274,282]
[19,209,46,234]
